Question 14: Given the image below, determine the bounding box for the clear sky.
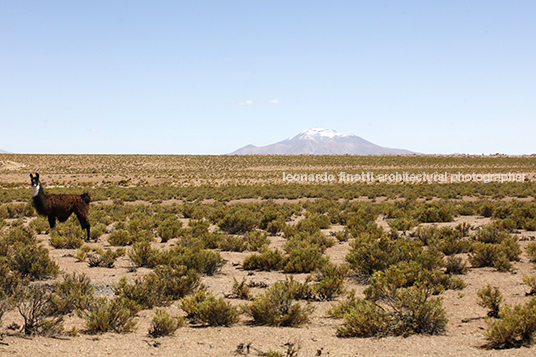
[1,1,535,155]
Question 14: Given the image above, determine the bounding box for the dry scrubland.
[1,154,536,356]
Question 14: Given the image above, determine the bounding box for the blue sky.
[1,1,535,154]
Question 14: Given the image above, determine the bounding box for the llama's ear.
[35,173,39,179]
[30,174,34,179]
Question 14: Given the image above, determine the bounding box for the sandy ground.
[1,213,535,357]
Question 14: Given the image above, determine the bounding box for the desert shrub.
[283,246,328,274]
[523,274,536,296]
[83,296,138,334]
[477,284,503,318]
[477,200,495,217]
[346,232,443,278]
[334,229,351,242]
[218,235,248,252]
[336,285,447,338]
[312,262,349,301]
[327,290,362,318]
[243,249,286,271]
[242,281,314,327]
[17,284,64,335]
[444,256,468,275]
[148,308,185,337]
[435,227,471,255]
[483,297,536,349]
[413,225,438,245]
[469,243,513,272]
[230,277,252,300]
[4,203,30,219]
[50,273,94,314]
[90,222,107,240]
[164,246,225,276]
[128,241,162,268]
[245,230,270,251]
[336,297,392,338]
[114,266,201,309]
[4,225,37,247]
[9,242,59,280]
[265,218,286,235]
[180,290,208,321]
[389,285,448,336]
[187,219,210,237]
[260,208,286,234]
[388,217,417,232]
[107,229,131,246]
[87,248,125,268]
[156,216,183,243]
[29,217,50,234]
[189,294,240,327]
[416,203,454,223]
[218,208,261,234]
[526,242,536,263]
[285,230,335,253]
[50,232,84,249]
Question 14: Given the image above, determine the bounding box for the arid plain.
[1,154,536,356]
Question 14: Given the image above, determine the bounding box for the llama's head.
[30,173,41,197]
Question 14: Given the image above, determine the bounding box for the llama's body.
[30,173,91,241]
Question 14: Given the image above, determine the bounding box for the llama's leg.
[76,213,91,241]
[47,215,56,232]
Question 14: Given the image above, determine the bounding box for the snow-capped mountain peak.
[291,128,352,141]
[229,128,416,155]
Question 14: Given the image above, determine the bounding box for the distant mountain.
[229,128,416,155]
[0,149,11,154]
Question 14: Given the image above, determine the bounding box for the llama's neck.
[32,183,42,197]
[32,183,49,215]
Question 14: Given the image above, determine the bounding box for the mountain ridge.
[229,128,416,155]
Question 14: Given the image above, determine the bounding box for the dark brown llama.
[30,173,92,241]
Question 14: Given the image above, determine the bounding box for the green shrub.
[107,229,131,246]
[49,221,85,249]
[336,297,391,338]
[50,273,94,314]
[114,266,201,309]
[243,249,286,271]
[337,283,448,338]
[242,281,314,327]
[477,284,503,318]
[389,285,448,336]
[83,296,138,334]
[218,235,248,252]
[231,277,252,300]
[128,241,162,268]
[469,243,513,272]
[195,295,240,326]
[284,246,328,274]
[523,274,536,296]
[483,297,536,349]
[245,230,270,251]
[156,216,183,243]
[90,222,107,241]
[327,290,361,318]
[218,208,260,234]
[164,246,225,276]
[9,243,59,280]
[87,248,125,268]
[29,217,50,234]
[526,242,536,263]
[148,308,185,337]
[444,256,468,275]
[388,218,416,232]
[312,262,349,301]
